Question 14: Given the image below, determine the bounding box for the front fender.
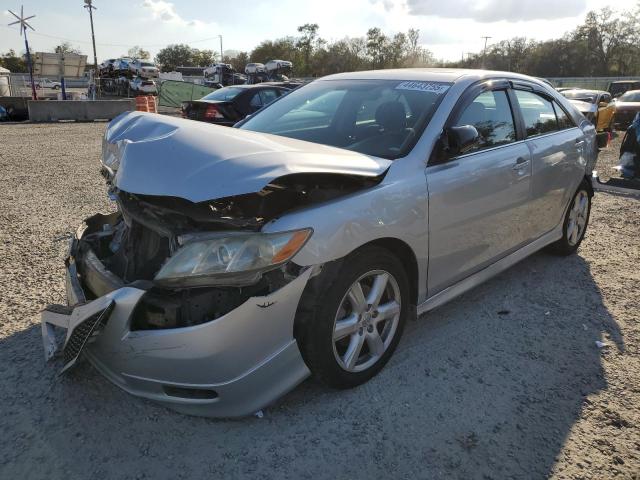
[262,169,429,301]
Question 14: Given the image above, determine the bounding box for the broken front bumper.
[41,240,312,418]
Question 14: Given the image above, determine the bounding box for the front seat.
[375,101,407,135]
[348,101,408,156]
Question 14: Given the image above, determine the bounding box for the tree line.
[2,5,639,78]
[147,5,640,77]
[452,7,640,77]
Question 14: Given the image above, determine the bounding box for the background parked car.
[98,59,117,76]
[114,58,133,76]
[181,84,290,126]
[608,80,640,98]
[613,90,640,130]
[129,77,157,95]
[40,78,61,90]
[129,60,159,79]
[561,89,615,131]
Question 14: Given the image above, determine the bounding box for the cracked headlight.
[154,229,312,287]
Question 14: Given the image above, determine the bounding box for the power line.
[1,24,221,48]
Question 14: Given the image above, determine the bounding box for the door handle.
[512,157,530,170]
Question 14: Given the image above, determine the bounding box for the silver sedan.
[41,69,597,417]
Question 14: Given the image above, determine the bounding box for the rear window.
[201,87,245,102]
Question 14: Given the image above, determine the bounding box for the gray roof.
[320,68,549,88]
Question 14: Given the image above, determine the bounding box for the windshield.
[141,62,155,67]
[562,91,597,103]
[619,91,640,102]
[201,87,245,102]
[239,79,451,159]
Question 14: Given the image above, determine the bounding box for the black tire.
[295,246,410,389]
[547,181,592,256]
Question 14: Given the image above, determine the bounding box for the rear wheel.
[295,246,409,389]
[548,183,591,255]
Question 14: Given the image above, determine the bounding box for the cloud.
[375,0,588,22]
[141,0,209,27]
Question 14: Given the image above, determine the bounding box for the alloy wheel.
[332,270,401,373]
[567,190,589,246]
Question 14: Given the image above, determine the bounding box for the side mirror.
[598,101,608,108]
[445,125,481,156]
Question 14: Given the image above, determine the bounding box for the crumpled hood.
[568,99,596,114]
[103,111,391,203]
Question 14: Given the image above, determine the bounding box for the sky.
[1,0,637,64]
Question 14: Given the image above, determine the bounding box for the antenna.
[7,5,37,100]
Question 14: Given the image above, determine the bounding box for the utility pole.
[84,1,98,72]
[218,35,223,63]
[465,52,474,66]
[8,6,37,100]
[481,36,492,69]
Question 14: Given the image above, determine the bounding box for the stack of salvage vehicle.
[203,59,296,87]
[97,57,159,97]
[245,60,293,85]
[203,63,246,88]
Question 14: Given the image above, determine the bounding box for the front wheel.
[548,183,592,255]
[295,246,410,389]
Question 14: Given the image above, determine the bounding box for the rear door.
[426,82,532,295]
[512,88,585,237]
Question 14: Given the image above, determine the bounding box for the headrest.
[375,101,406,133]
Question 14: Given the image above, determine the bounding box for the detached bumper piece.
[592,172,640,198]
[41,297,115,373]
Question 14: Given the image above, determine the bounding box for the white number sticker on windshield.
[395,81,450,94]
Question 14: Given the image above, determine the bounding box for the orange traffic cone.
[147,95,157,113]
[135,96,149,112]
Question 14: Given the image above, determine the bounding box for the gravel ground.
[0,123,639,480]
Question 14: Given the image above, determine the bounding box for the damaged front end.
[41,111,387,417]
[40,193,316,417]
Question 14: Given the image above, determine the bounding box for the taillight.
[204,104,224,120]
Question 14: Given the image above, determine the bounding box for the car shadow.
[0,250,622,479]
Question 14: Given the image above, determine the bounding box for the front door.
[426,87,532,295]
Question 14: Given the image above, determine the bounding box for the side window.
[553,101,574,130]
[259,89,279,106]
[249,92,263,109]
[514,90,558,137]
[454,90,516,153]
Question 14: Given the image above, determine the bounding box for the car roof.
[620,89,640,96]
[562,89,608,95]
[319,68,553,89]
[220,84,287,90]
[610,80,640,84]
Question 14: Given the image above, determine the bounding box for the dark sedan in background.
[181,84,291,126]
[613,90,640,130]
